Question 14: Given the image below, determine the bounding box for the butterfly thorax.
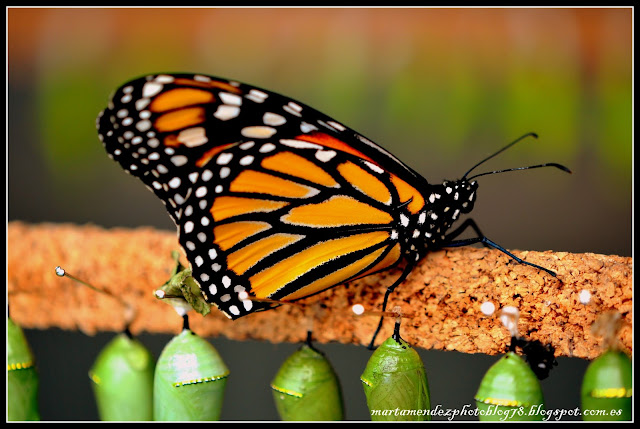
[409,179,478,257]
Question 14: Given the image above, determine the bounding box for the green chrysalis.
[88,330,155,421]
[153,316,229,421]
[54,266,155,420]
[7,317,40,421]
[581,311,632,421]
[271,332,344,421]
[581,349,632,421]
[475,306,548,421]
[360,321,431,421]
[475,352,545,421]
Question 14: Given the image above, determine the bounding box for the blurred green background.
[7,7,632,421]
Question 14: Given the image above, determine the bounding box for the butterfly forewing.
[97,73,427,319]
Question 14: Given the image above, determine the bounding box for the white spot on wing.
[171,155,189,167]
[168,177,181,188]
[327,121,346,131]
[217,153,233,165]
[142,82,163,98]
[363,161,384,174]
[178,127,208,147]
[300,122,318,133]
[246,89,268,103]
[315,150,336,162]
[239,155,255,166]
[155,75,175,83]
[241,126,277,139]
[263,112,286,126]
[219,92,242,106]
[259,143,276,153]
[214,105,240,121]
[136,98,150,111]
[280,139,322,150]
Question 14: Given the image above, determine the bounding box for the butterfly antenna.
[462,132,538,179]
[462,133,571,180]
[466,163,571,181]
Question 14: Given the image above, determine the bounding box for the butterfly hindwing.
[180,139,406,318]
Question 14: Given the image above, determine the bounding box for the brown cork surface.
[7,221,632,359]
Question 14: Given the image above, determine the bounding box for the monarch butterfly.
[97,73,569,345]
[7,316,40,421]
[88,329,155,421]
[271,331,344,421]
[360,315,431,421]
[153,315,230,421]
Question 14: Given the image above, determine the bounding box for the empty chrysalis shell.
[153,329,229,421]
[475,352,545,421]
[271,344,344,421]
[360,335,431,421]
[89,332,155,421]
[581,349,632,421]
[7,317,40,421]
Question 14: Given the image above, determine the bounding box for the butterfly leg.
[367,262,415,350]
[444,218,489,246]
[444,233,557,277]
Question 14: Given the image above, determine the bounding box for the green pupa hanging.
[271,331,344,421]
[7,316,40,421]
[475,352,546,421]
[153,315,229,421]
[55,266,155,421]
[152,253,229,421]
[360,312,431,421]
[475,306,552,421]
[88,329,155,421]
[581,311,632,421]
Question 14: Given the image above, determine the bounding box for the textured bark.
[8,221,632,359]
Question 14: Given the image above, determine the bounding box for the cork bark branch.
[7,221,632,359]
